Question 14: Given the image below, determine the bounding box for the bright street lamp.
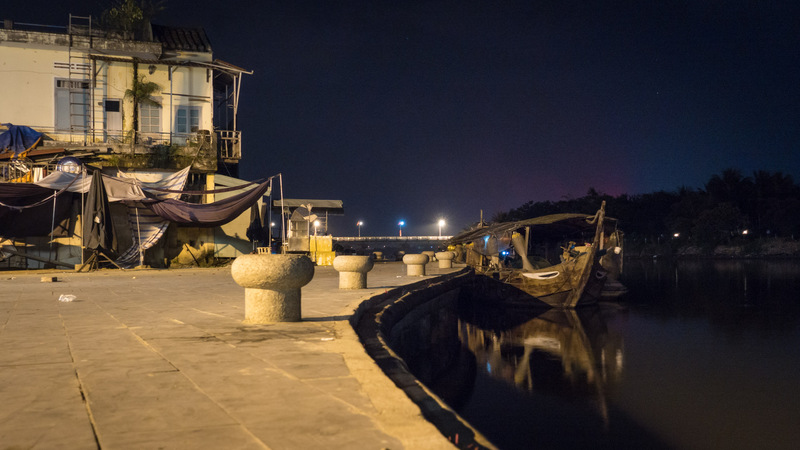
[398,220,405,237]
[313,220,320,236]
[438,219,446,237]
[357,221,363,237]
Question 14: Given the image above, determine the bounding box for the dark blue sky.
[6,1,800,236]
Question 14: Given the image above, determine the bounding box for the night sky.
[6,1,800,236]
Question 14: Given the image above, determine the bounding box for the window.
[140,99,161,133]
[175,106,200,134]
[54,78,90,131]
[104,100,120,112]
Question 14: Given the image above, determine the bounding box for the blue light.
[398,221,405,226]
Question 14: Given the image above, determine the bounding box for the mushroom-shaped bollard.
[333,255,374,289]
[435,251,455,269]
[422,250,436,262]
[403,253,429,276]
[231,254,314,323]
[372,251,383,261]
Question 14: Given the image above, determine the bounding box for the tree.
[123,62,161,143]
[691,203,748,248]
[100,0,165,38]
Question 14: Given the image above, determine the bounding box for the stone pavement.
[0,261,459,449]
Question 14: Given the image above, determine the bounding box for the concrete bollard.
[403,253,429,276]
[333,255,374,289]
[372,251,383,261]
[231,254,314,323]
[435,251,455,269]
[422,250,436,262]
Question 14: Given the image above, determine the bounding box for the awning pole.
[135,206,143,266]
[267,178,273,250]
[49,189,57,265]
[80,167,85,266]
[279,173,286,254]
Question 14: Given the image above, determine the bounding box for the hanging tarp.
[35,166,192,202]
[246,202,268,244]
[142,179,271,227]
[114,169,189,268]
[82,170,117,253]
[0,124,43,158]
[0,183,74,238]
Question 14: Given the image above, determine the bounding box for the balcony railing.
[0,160,58,183]
[217,130,241,160]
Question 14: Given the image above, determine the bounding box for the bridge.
[332,236,453,257]
[333,236,452,242]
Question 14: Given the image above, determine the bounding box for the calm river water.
[391,259,800,450]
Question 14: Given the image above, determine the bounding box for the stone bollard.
[372,251,383,261]
[231,254,314,323]
[333,255,374,289]
[435,251,455,269]
[403,253,429,276]
[422,250,436,262]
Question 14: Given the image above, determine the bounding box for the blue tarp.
[0,124,43,157]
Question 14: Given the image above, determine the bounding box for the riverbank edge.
[347,268,498,450]
[626,237,800,259]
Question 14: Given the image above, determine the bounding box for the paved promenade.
[1,262,458,449]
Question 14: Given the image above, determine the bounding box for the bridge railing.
[333,236,453,242]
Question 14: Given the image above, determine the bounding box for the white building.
[0,16,261,269]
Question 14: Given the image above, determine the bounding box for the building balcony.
[1,126,241,182]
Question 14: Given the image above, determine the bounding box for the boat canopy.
[447,213,619,246]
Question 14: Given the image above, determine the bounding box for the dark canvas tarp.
[0,183,74,238]
[82,170,117,254]
[142,179,271,228]
[246,202,268,244]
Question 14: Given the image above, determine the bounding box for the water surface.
[391,260,800,449]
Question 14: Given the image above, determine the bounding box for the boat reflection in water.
[390,285,668,450]
[459,307,622,429]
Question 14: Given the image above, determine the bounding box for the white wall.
[0,43,63,128]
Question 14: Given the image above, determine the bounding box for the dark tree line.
[494,169,800,250]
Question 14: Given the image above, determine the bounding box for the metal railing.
[334,236,453,242]
[217,130,241,160]
[2,126,241,165]
[0,161,58,183]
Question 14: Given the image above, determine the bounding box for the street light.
[438,219,446,237]
[313,220,320,236]
[398,220,405,237]
[357,221,363,237]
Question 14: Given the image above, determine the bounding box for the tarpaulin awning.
[114,168,190,268]
[142,179,272,227]
[35,167,192,202]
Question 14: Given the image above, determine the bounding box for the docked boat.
[447,202,624,308]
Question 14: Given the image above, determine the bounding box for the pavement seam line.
[59,311,102,450]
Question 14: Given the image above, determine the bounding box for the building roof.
[151,24,211,53]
